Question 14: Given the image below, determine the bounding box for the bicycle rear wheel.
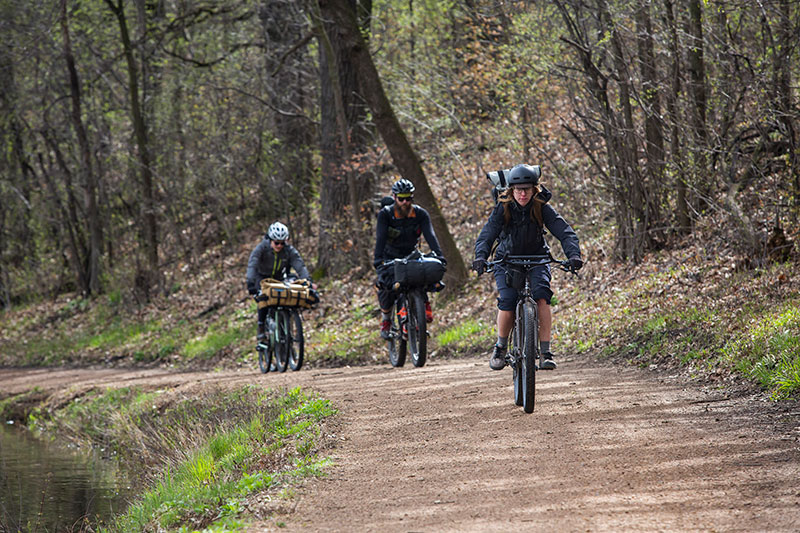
[408,289,427,367]
[287,310,304,371]
[520,300,538,413]
[274,309,289,373]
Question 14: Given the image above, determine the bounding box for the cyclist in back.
[472,164,583,371]
[374,178,446,339]
[246,221,316,342]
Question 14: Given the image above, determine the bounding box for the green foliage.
[721,302,800,399]
[435,319,493,356]
[29,385,339,532]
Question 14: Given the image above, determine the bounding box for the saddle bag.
[258,278,319,309]
[393,255,446,288]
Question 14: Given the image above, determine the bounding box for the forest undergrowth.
[1,203,798,400]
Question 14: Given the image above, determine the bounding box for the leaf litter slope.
[2,355,799,532]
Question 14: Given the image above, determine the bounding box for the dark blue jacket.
[474,186,581,261]
[374,204,444,267]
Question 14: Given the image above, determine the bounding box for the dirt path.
[3,355,800,532]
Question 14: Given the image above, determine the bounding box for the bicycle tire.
[274,309,289,373]
[512,321,523,406]
[408,289,427,367]
[521,300,538,413]
[257,342,272,374]
[388,298,406,367]
[287,309,304,371]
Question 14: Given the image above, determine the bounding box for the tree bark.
[317,0,468,285]
[60,0,103,296]
[105,0,159,300]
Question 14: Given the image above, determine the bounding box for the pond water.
[0,422,133,532]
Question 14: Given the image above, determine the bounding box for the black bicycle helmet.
[506,164,541,186]
[391,178,416,195]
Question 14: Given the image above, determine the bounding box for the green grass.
[558,263,799,399]
[26,385,337,532]
[721,301,800,399]
[435,319,494,356]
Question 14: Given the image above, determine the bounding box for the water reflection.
[0,423,132,532]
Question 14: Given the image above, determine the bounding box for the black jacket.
[474,186,581,261]
[246,236,311,293]
[374,204,444,267]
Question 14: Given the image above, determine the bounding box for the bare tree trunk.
[314,0,374,277]
[105,0,159,300]
[60,0,102,296]
[662,0,690,234]
[317,0,468,285]
[686,0,709,207]
[635,0,666,247]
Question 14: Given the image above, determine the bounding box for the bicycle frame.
[486,253,575,413]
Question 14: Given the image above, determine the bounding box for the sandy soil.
[2,354,799,532]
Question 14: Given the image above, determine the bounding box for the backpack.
[486,169,511,203]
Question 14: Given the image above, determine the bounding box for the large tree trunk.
[60,0,103,296]
[662,0,690,234]
[635,1,665,248]
[686,0,709,208]
[318,0,468,285]
[105,0,159,301]
[315,0,373,277]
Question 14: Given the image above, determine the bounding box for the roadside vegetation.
[22,384,337,532]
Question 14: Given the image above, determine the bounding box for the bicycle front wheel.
[388,297,406,367]
[520,300,539,413]
[407,289,427,367]
[511,324,523,406]
[274,309,290,373]
[287,310,304,371]
[257,342,272,374]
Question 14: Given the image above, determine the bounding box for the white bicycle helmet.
[267,221,289,241]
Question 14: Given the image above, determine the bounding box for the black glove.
[247,284,258,296]
[472,258,487,276]
[569,257,583,271]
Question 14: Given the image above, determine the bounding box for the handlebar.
[484,254,580,277]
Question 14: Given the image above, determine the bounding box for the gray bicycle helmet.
[506,164,541,186]
[267,221,289,241]
[391,178,415,195]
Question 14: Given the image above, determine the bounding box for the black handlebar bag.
[393,255,446,288]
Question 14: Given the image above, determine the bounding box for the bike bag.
[393,255,446,288]
[257,278,319,309]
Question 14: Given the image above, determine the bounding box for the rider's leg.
[257,306,268,340]
[376,266,396,337]
[530,266,556,369]
[497,309,514,339]
[490,272,517,370]
[537,299,551,343]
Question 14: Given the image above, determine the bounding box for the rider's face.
[394,194,413,215]
[512,185,533,206]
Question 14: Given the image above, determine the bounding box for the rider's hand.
[248,286,258,296]
[472,258,487,276]
[569,257,583,272]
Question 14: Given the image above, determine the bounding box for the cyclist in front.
[374,178,446,339]
[472,164,583,371]
[246,221,316,342]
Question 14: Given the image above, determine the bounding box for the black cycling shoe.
[489,344,507,370]
[539,352,557,370]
